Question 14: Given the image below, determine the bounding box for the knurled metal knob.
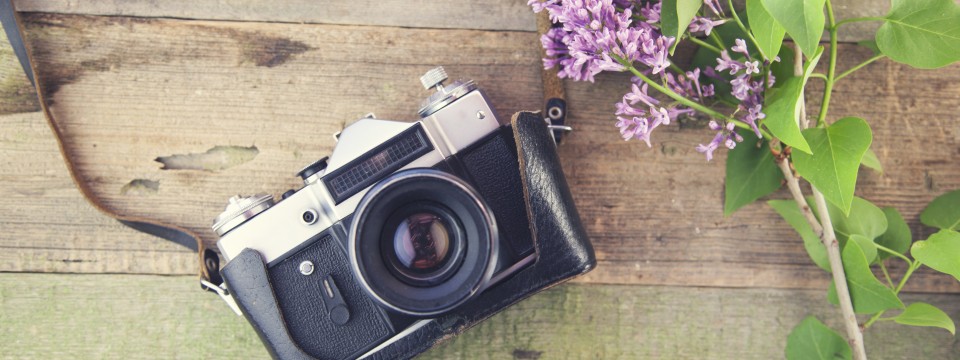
[212,194,274,236]
[419,67,448,90]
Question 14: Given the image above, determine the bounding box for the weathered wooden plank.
[13,0,536,32]
[2,273,959,359]
[0,111,198,275]
[2,13,959,293]
[11,0,919,42]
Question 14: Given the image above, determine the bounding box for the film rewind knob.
[419,66,448,90]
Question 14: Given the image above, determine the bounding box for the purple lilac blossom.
[713,39,770,140]
[703,0,724,16]
[688,17,726,36]
[532,0,677,82]
[696,120,743,161]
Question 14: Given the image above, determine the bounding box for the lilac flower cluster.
[532,0,674,82]
[531,0,772,161]
[693,39,772,159]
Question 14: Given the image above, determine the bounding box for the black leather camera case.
[221,111,596,359]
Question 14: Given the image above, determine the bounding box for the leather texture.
[457,127,535,262]
[222,248,314,360]
[368,111,596,359]
[267,234,394,359]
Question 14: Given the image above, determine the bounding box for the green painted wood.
[2,273,958,359]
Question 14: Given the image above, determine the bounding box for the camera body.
[213,67,594,359]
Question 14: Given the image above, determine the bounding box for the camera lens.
[393,212,451,272]
[381,202,465,287]
[349,169,498,316]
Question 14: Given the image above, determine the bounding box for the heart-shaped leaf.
[860,148,882,173]
[662,0,703,54]
[769,200,830,271]
[762,47,823,155]
[876,0,960,69]
[793,117,873,215]
[894,302,956,335]
[785,316,851,360]
[828,240,903,314]
[760,0,825,58]
[746,0,785,60]
[876,207,912,261]
[817,196,887,244]
[725,131,784,215]
[920,189,960,231]
[912,229,960,282]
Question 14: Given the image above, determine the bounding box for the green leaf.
[770,45,797,87]
[785,316,851,360]
[912,229,960,282]
[894,302,957,335]
[832,240,904,314]
[793,117,873,215]
[920,189,960,231]
[849,234,878,264]
[820,196,888,244]
[876,0,960,69]
[858,40,881,56]
[762,47,822,155]
[860,148,882,173]
[876,207,912,261]
[760,0,826,58]
[662,0,702,54]
[746,0,785,60]
[724,130,784,215]
[769,200,831,271]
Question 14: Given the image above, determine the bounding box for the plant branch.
[812,189,867,360]
[773,156,824,236]
[874,243,912,265]
[709,30,726,50]
[835,16,886,29]
[836,54,885,81]
[786,17,867,358]
[880,261,895,288]
[794,43,810,129]
[816,0,840,127]
[689,36,722,54]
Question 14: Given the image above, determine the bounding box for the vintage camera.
[212,67,594,359]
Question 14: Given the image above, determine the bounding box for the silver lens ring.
[348,168,499,316]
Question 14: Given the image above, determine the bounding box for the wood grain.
[13,0,536,32]
[2,273,959,359]
[11,0,916,42]
[2,13,959,293]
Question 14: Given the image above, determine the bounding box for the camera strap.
[0,1,564,295]
[0,0,223,291]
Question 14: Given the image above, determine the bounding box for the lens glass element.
[392,212,451,273]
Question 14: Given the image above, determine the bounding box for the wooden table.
[2,1,959,358]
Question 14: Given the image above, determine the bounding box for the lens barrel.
[349,169,498,316]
